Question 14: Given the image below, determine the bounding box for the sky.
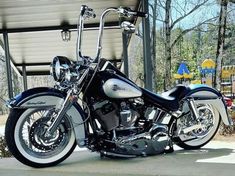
[149,0,221,30]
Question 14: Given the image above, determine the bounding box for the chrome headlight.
[50,56,72,82]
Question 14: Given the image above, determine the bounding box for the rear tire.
[5,109,76,168]
[175,104,221,150]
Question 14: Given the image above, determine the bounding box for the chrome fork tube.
[46,89,75,135]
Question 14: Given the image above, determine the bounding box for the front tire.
[175,103,221,150]
[5,108,76,168]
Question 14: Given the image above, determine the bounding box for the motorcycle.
[5,5,233,168]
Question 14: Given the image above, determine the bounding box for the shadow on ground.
[1,144,234,176]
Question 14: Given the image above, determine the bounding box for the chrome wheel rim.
[14,108,75,163]
[177,104,219,146]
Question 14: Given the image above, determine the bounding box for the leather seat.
[142,85,190,111]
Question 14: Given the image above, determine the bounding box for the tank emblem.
[112,84,125,91]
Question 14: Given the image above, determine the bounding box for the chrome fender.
[8,87,86,147]
[186,85,233,126]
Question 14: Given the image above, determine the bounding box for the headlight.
[50,56,72,82]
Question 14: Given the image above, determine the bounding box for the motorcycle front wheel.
[175,103,221,149]
[5,108,76,168]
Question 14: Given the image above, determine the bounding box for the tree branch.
[171,16,218,48]
[156,18,165,23]
[172,5,184,17]
[170,0,209,29]
[158,0,166,9]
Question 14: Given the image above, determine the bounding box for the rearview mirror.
[121,21,135,34]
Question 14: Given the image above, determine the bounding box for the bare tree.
[164,0,172,90]
[157,0,218,89]
[0,55,8,114]
[149,1,158,91]
[215,0,228,90]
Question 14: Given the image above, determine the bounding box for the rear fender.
[8,87,86,147]
[186,84,233,126]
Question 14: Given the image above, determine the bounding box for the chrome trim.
[187,97,200,120]
[95,8,119,62]
[182,124,203,134]
[46,89,73,135]
[189,91,233,126]
[78,68,89,85]
[101,61,110,71]
[195,98,233,126]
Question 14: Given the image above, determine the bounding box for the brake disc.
[29,118,65,151]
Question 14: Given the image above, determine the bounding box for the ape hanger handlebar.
[76,5,147,64]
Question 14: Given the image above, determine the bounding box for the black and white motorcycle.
[5,5,232,168]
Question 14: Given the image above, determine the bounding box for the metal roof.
[0,0,141,75]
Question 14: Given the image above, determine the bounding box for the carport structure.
[0,0,152,99]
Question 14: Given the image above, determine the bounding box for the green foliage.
[129,21,235,92]
[0,61,8,114]
[0,48,23,114]
[0,136,12,158]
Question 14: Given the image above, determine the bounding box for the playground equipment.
[200,58,215,87]
[221,65,235,98]
[173,62,192,85]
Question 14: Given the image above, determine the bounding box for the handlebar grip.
[134,11,148,18]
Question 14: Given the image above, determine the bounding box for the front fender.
[186,84,233,126]
[8,87,86,147]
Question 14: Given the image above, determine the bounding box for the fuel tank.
[102,78,142,98]
[87,60,142,99]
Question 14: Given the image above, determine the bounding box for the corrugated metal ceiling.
[0,0,141,75]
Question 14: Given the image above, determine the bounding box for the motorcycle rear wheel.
[175,103,221,149]
[5,108,76,168]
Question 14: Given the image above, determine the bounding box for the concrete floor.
[0,141,235,176]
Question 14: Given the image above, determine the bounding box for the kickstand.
[165,140,174,153]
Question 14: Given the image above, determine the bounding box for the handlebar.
[76,5,147,64]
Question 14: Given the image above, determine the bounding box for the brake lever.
[118,7,132,17]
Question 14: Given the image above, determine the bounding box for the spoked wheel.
[175,103,221,149]
[5,108,76,168]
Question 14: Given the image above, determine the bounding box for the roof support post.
[3,31,14,98]
[22,65,28,90]
[142,0,153,91]
[122,32,129,77]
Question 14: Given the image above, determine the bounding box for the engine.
[93,99,172,156]
[93,100,140,131]
[119,101,139,127]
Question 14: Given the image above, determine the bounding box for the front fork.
[46,89,77,135]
